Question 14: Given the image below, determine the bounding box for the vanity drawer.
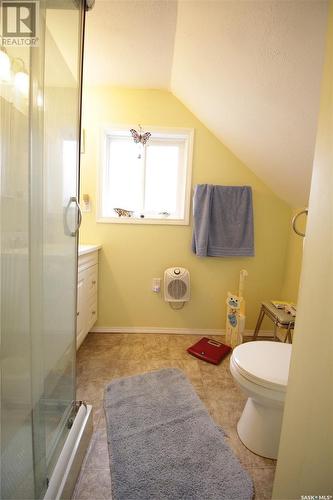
[87,294,98,331]
[84,264,98,297]
[78,250,98,273]
[76,250,100,349]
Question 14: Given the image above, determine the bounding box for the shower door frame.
[28,0,86,495]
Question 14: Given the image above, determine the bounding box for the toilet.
[230,341,292,459]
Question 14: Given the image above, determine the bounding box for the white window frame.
[97,125,194,225]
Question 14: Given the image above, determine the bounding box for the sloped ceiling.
[84,0,329,207]
[83,0,177,88]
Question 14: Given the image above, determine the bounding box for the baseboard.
[90,326,275,337]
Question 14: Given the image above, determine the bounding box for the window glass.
[145,143,179,215]
[99,128,193,225]
[105,137,143,214]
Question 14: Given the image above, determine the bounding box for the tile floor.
[73,334,276,499]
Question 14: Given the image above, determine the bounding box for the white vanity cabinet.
[77,245,101,349]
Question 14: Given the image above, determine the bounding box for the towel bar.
[292,208,308,237]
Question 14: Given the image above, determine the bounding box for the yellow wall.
[281,208,306,303]
[80,87,292,331]
[273,3,332,496]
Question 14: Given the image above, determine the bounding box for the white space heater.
[164,267,190,302]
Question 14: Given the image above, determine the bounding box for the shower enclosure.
[0,1,91,498]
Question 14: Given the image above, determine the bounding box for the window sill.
[96,216,189,226]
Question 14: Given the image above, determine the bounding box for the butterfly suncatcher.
[130,125,151,145]
[130,124,151,158]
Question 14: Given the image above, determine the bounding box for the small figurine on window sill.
[113,208,134,217]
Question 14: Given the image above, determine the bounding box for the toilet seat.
[231,341,292,392]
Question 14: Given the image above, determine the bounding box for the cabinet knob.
[92,311,96,315]
[92,280,96,285]
[77,312,79,316]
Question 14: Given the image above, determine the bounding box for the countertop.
[78,244,102,256]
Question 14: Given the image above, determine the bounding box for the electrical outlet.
[152,278,161,293]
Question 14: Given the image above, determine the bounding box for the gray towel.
[192,184,254,257]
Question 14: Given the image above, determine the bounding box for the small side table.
[253,302,295,343]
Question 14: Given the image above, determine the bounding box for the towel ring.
[292,209,308,237]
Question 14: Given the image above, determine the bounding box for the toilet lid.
[232,341,292,390]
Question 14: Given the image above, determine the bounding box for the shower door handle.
[64,196,82,237]
[73,197,82,236]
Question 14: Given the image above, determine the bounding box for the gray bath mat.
[104,368,253,500]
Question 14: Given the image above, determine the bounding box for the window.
[98,126,193,224]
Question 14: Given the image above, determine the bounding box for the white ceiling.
[83,0,177,88]
[84,0,329,207]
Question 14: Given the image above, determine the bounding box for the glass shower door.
[0,0,85,498]
[33,2,83,485]
[0,43,35,500]
[30,0,85,493]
